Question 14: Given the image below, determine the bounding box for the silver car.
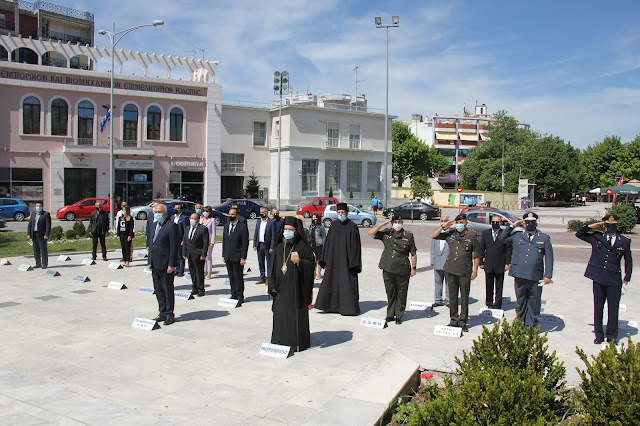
[322,204,377,228]
[131,198,180,220]
[465,209,524,236]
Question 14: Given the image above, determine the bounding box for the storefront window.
[115,169,152,207]
[10,167,44,206]
[169,170,203,202]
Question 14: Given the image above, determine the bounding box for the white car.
[131,198,179,220]
[322,204,377,228]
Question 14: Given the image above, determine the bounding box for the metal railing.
[16,0,94,22]
[42,30,91,45]
[63,137,154,150]
[42,58,67,67]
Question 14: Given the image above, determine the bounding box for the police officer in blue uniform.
[576,215,632,344]
[506,212,554,327]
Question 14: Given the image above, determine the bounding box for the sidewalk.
[0,245,637,424]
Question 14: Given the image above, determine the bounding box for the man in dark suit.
[430,215,450,307]
[171,204,189,277]
[88,201,109,261]
[506,212,554,327]
[271,208,284,237]
[148,203,179,325]
[222,207,249,306]
[183,213,209,297]
[253,206,275,285]
[26,202,51,269]
[229,203,247,224]
[576,215,632,344]
[479,215,512,309]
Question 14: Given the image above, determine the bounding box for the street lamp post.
[375,15,398,211]
[502,138,505,208]
[273,71,289,210]
[98,19,164,228]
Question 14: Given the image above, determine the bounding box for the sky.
[66,0,640,149]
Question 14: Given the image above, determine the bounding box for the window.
[77,100,93,144]
[349,124,361,149]
[253,121,266,146]
[170,107,183,141]
[327,122,339,147]
[275,120,280,138]
[123,104,138,142]
[325,160,340,195]
[169,171,204,202]
[221,153,244,172]
[147,106,161,140]
[23,96,40,134]
[367,162,381,193]
[347,160,361,193]
[51,98,68,136]
[7,167,44,203]
[301,159,318,194]
[466,212,486,223]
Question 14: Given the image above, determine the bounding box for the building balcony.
[41,30,91,46]
[63,137,154,155]
[322,138,373,150]
[0,19,15,32]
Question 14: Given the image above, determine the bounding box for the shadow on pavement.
[311,330,354,349]
[359,300,388,314]
[178,310,230,322]
[403,309,439,322]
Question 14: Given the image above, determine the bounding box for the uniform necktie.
[607,236,612,248]
[153,222,161,243]
[529,234,533,242]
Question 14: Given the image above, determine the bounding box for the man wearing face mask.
[271,208,284,238]
[27,202,51,269]
[88,201,109,261]
[315,202,362,316]
[479,215,513,309]
[229,203,247,224]
[368,216,417,325]
[254,206,275,285]
[222,207,249,306]
[506,212,554,327]
[183,213,209,297]
[431,215,451,308]
[576,215,632,344]
[430,213,481,332]
[171,204,189,277]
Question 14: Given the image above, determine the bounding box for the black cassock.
[314,218,362,315]
[269,238,315,352]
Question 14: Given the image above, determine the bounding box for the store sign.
[115,159,155,169]
[133,174,148,182]
[170,160,205,170]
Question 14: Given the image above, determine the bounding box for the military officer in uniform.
[430,213,481,331]
[506,212,554,327]
[576,215,632,344]
[368,216,417,325]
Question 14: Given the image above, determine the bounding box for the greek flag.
[100,109,111,133]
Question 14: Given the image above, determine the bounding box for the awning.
[588,188,601,194]
[480,133,490,140]
[459,133,479,141]
[435,132,457,141]
[601,184,640,195]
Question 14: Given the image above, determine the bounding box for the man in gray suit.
[430,215,450,307]
[506,212,554,327]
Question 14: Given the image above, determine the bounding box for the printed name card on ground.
[137,253,148,259]
[45,269,60,277]
[537,314,564,324]
[0,258,11,265]
[131,317,160,331]
[259,343,290,359]
[618,320,638,330]
[218,298,239,308]
[138,286,155,295]
[243,265,251,274]
[221,279,230,286]
[433,325,463,338]
[114,249,122,254]
[605,303,627,312]
[360,317,386,329]
[142,268,152,275]
[502,296,512,304]
[57,255,71,261]
[108,281,127,290]
[82,259,95,266]
[108,263,123,270]
[73,275,90,282]
[175,291,194,301]
[184,273,191,281]
[18,264,33,271]
[479,308,504,319]
[409,301,433,311]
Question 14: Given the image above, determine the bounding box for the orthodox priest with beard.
[314,202,362,316]
[269,216,315,352]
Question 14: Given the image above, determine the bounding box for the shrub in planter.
[606,204,637,233]
[576,337,640,425]
[72,220,87,238]
[64,229,77,239]
[49,226,63,240]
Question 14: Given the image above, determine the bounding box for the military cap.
[603,214,618,223]
[523,212,539,221]
[455,213,467,221]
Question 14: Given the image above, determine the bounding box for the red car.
[296,197,339,218]
[460,205,498,215]
[57,198,111,220]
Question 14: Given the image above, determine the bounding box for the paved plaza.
[0,212,638,424]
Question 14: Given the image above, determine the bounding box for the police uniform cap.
[523,212,539,221]
[454,213,467,221]
[603,214,618,223]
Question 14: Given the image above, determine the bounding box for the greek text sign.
[359,317,386,329]
[143,268,152,275]
[502,296,512,304]
[73,275,90,282]
[433,325,462,338]
[108,281,127,290]
[618,320,638,330]
[259,343,291,359]
[218,298,239,308]
[108,263,123,270]
[58,255,71,261]
[409,301,432,310]
[82,259,95,265]
[131,317,160,331]
[537,314,564,324]
[1,259,11,265]
[18,264,33,271]
[138,286,155,295]
[479,308,504,318]
[175,291,194,301]
[45,270,61,277]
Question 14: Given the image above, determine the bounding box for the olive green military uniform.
[374,228,417,321]
[433,229,481,327]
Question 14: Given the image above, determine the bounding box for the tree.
[392,121,448,185]
[410,175,432,200]
[328,186,333,197]
[580,135,625,189]
[244,172,260,198]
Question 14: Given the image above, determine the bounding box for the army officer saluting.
[368,216,417,325]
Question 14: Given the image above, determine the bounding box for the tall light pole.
[98,19,164,227]
[501,138,505,208]
[273,71,289,210]
[375,15,398,210]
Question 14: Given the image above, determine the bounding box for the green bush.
[72,220,87,237]
[64,229,77,239]
[349,189,353,199]
[567,218,600,232]
[607,204,637,233]
[576,337,640,425]
[395,318,567,425]
[49,226,63,240]
[328,186,333,197]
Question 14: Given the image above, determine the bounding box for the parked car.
[460,205,498,215]
[382,202,440,221]
[464,208,524,236]
[131,198,179,220]
[56,198,110,220]
[322,204,377,228]
[162,201,197,217]
[0,197,30,221]
[214,199,262,220]
[296,197,339,218]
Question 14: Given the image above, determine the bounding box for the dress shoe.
[445,303,450,308]
[190,289,199,295]
[462,324,469,332]
[153,315,167,322]
[395,318,403,325]
[177,273,184,277]
[163,316,175,325]
[198,291,205,297]
[432,302,444,307]
[41,266,47,269]
[594,338,604,344]
[103,258,108,261]
[256,280,265,285]
[607,338,616,344]
[386,316,395,322]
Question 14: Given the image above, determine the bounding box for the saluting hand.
[588,221,605,229]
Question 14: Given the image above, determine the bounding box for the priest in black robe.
[269,216,315,352]
[314,202,362,315]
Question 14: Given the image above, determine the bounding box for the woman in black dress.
[117,205,135,266]
[268,216,315,352]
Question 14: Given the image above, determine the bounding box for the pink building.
[0,30,221,213]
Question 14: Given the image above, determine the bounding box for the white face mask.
[392,223,403,231]
[190,219,198,227]
[203,211,210,218]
